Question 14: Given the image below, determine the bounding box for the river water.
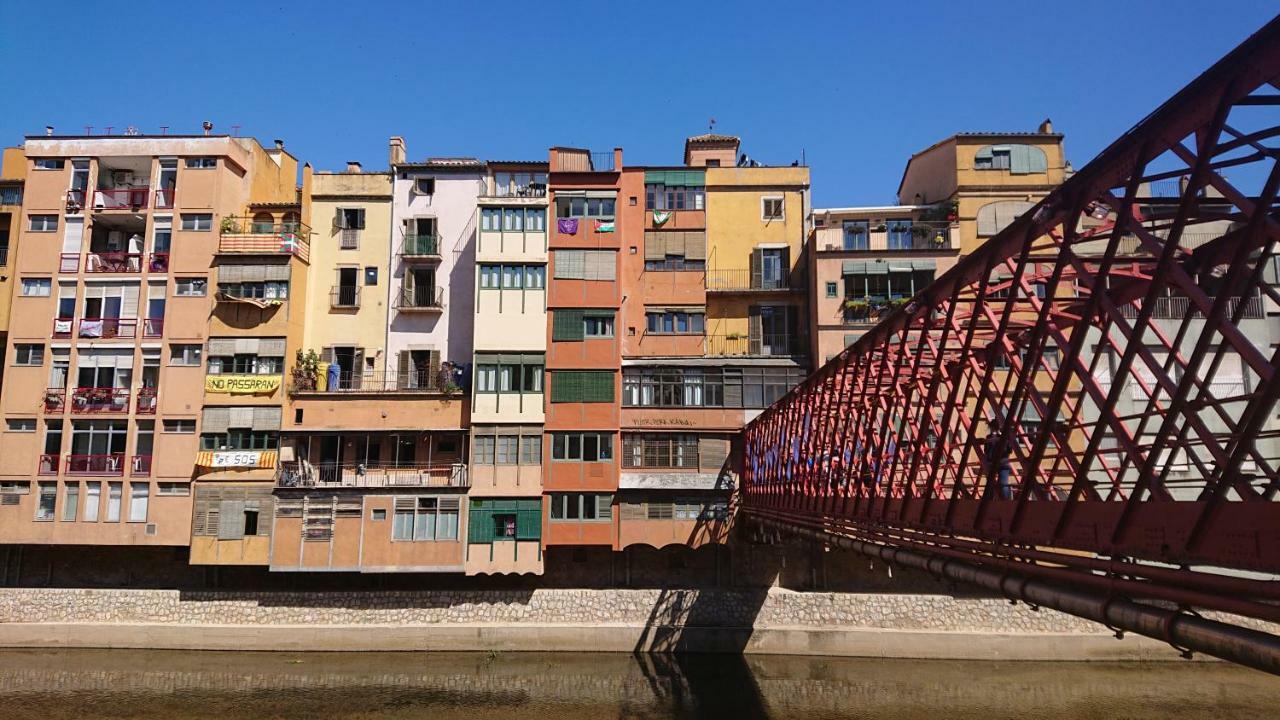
[0,649,1275,719]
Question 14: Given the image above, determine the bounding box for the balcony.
[66,189,86,213]
[148,253,170,273]
[554,149,616,173]
[705,332,805,357]
[394,286,445,313]
[331,285,360,309]
[842,297,906,325]
[84,252,144,273]
[93,187,149,211]
[816,223,957,253]
[277,462,469,489]
[136,388,157,415]
[706,269,800,293]
[131,455,153,477]
[59,253,80,272]
[0,185,21,206]
[289,370,451,395]
[65,454,126,476]
[78,318,137,340]
[38,454,59,476]
[70,387,131,414]
[217,217,311,262]
[43,389,66,414]
[154,188,174,210]
[1117,295,1263,320]
[399,234,442,261]
[142,318,164,338]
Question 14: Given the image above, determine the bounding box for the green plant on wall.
[219,217,241,234]
[290,349,320,391]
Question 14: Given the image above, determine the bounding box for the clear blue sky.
[1,1,1275,206]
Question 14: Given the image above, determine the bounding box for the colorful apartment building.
[0,147,25,392]
[897,120,1068,256]
[0,132,296,558]
[807,205,960,362]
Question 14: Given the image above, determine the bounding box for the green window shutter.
[468,502,494,544]
[553,310,585,341]
[516,500,541,540]
[1010,145,1031,174]
[582,371,615,403]
[551,371,580,403]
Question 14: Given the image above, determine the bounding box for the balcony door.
[406,268,436,306]
[70,421,127,457]
[751,247,788,290]
[337,267,359,307]
[749,305,798,356]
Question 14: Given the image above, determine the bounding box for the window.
[646,308,706,335]
[200,430,278,451]
[976,201,1036,237]
[552,310,615,341]
[34,159,65,170]
[169,344,203,366]
[36,483,57,521]
[83,483,100,522]
[7,419,37,432]
[106,483,122,522]
[392,497,460,541]
[549,493,613,521]
[555,196,617,219]
[974,144,1047,174]
[842,220,869,250]
[338,207,365,230]
[207,354,284,375]
[185,157,217,169]
[175,277,208,296]
[762,197,785,220]
[550,432,614,462]
[478,264,545,290]
[644,230,707,271]
[28,215,58,232]
[128,484,149,522]
[826,282,838,298]
[622,366,806,409]
[21,278,51,296]
[181,214,213,231]
[623,434,701,468]
[550,371,615,403]
[474,353,543,394]
[415,178,435,195]
[553,249,616,281]
[162,419,196,433]
[14,344,44,366]
[219,281,288,300]
[157,482,190,496]
[520,435,542,464]
[645,184,705,211]
[0,482,29,494]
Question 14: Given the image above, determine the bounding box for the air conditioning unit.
[824,244,837,251]
[145,523,158,536]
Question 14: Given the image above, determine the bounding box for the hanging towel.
[653,210,672,226]
[79,319,103,338]
[557,218,579,234]
[54,319,73,335]
[594,220,615,233]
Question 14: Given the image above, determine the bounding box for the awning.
[643,170,705,187]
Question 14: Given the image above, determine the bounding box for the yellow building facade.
[0,147,25,386]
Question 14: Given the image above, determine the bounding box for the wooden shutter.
[429,350,441,388]
[553,310,585,341]
[468,501,493,544]
[320,347,334,365]
[750,248,763,289]
[550,371,580,403]
[643,232,666,260]
[217,500,245,539]
[595,494,614,520]
[355,209,366,229]
[699,437,730,472]
[397,350,410,389]
[334,208,347,230]
[748,306,762,355]
[350,348,365,388]
[685,232,707,260]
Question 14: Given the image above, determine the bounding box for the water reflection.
[0,649,1275,720]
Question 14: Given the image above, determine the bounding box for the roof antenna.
[709,117,716,132]
[231,124,241,137]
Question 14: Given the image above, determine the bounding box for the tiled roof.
[685,133,740,144]
[954,131,1064,138]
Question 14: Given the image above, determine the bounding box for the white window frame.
[185,157,217,169]
[174,277,208,296]
[34,159,65,170]
[6,418,37,432]
[169,344,203,366]
[21,278,52,296]
[14,343,44,366]
[28,214,58,232]
[181,214,213,231]
[761,196,785,221]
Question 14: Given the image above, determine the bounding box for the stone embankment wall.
[0,587,1100,632]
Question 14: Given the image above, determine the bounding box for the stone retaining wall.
[0,587,1103,633]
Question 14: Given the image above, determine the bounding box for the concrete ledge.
[0,622,1194,661]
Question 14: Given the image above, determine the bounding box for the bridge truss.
[741,16,1280,672]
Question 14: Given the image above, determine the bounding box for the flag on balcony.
[279,234,302,254]
[594,219,615,233]
[557,218,579,234]
[653,210,672,226]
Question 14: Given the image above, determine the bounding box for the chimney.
[202,120,213,136]
[389,136,406,167]
[45,125,54,136]
[346,161,362,173]
[1038,118,1054,134]
[274,139,284,151]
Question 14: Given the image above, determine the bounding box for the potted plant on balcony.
[219,217,241,234]
[290,349,320,392]
[910,224,932,239]
[874,223,888,232]
[725,332,747,341]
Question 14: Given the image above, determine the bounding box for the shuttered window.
[548,493,613,521]
[392,496,460,541]
[468,498,542,544]
[553,250,616,280]
[552,310,585,341]
[550,370,614,403]
[976,200,1036,237]
[193,486,273,537]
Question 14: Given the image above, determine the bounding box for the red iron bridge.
[740,16,1280,673]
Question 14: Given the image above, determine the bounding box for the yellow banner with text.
[204,374,281,395]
